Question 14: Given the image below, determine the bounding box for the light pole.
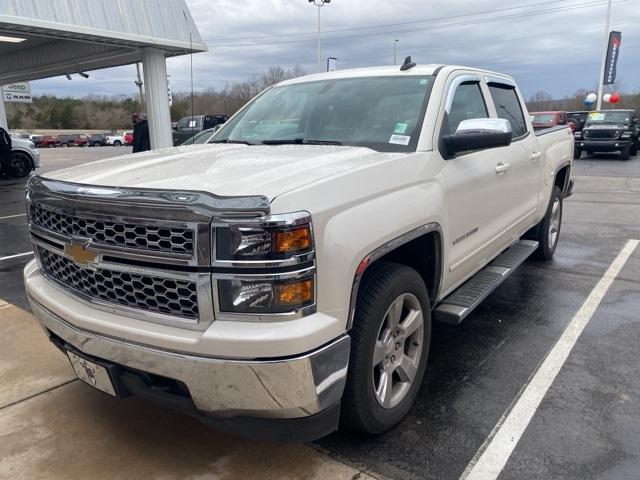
[596,0,613,110]
[308,0,331,71]
[394,39,399,65]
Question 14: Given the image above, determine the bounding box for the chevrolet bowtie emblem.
[63,241,97,266]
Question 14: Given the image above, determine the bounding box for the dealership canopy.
[0,0,207,147]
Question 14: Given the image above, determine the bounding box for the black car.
[567,111,589,131]
[172,115,228,146]
[87,133,108,147]
[574,109,639,160]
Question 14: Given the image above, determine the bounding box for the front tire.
[8,152,32,178]
[534,186,563,260]
[631,141,638,157]
[341,262,431,435]
[113,140,122,147]
[573,147,582,159]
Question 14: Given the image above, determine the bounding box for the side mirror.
[213,124,223,133]
[442,118,512,158]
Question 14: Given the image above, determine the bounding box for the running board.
[434,240,539,324]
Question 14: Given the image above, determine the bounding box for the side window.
[488,83,527,138]
[448,82,488,133]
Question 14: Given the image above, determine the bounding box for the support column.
[142,48,173,149]
[0,88,8,130]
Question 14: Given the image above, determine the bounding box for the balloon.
[585,92,597,104]
[610,93,620,104]
[603,93,612,103]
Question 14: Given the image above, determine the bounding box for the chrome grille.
[37,247,199,319]
[30,204,194,255]
[584,129,619,139]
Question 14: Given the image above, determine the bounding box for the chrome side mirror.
[442,118,513,158]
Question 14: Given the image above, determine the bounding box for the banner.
[2,82,33,103]
[603,31,622,86]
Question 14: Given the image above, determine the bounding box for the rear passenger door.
[486,81,540,231]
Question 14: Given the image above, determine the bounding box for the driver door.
[439,76,517,292]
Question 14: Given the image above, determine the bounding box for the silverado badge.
[63,240,97,267]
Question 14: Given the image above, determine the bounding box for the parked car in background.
[105,134,124,146]
[172,114,228,146]
[56,134,88,147]
[179,127,217,145]
[530,111,573,131]
[24,63,574,441]
[35,135,59,148]
[6,137,40,177]
[122,131,133,146]
[567,111,589,131]
[574,109,639,160]
[87,134,108,147]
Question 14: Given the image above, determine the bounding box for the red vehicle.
[530,111,576,132]
[35,135,60,148]
[122,131,133,146]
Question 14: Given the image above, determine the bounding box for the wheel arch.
[347,223,444,330]
[554,162,571,197]
[11,148,34,168]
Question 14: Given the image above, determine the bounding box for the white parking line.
[460,239,640,480]
[0,213,26,220]
[0,251,34,262]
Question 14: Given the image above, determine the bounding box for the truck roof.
[279,64,516,86]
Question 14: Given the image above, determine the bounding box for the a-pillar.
[142,47,172,149]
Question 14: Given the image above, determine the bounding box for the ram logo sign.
[2,82,33,103]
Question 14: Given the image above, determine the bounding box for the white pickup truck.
[24,61,573,441]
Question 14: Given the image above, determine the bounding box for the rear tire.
[92,142,101,147]
[341,262,431,435]
[630,141,638,157]
[533,186,563,260]
[113,140,122,147]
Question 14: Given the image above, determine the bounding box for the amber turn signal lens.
[275,279,313,307]
[272,226,311,253]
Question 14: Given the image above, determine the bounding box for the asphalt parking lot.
[1,147,639,479]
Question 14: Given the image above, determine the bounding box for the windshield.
[182,128,215,145]
[586,111,632,125]
[532,114,556,125]
[213,76,434,152]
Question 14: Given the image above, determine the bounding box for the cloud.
[31,0,640,99]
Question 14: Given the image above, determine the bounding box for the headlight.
[214,212,313,262]
[213,211,316,318]
[218,275,314,314]
[621,132,631,139]
[28,141,35,148]
[573,131,582,138]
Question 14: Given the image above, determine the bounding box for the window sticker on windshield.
[188,120,197,128]
[389,134,411,145]
[419,79,428,85]
[588,113,605,121]
[394,123,409,134]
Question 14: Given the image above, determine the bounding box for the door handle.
[531,152,542,161]
[495,162,510,174]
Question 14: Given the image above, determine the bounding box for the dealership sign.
[2,82,33,103]
[603,31,621,86]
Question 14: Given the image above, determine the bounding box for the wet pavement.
[1,148,639,479]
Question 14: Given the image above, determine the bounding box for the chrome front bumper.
[29,297,350,420]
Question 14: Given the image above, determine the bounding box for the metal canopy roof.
[0,0,207,84]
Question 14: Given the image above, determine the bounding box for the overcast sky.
[32,0,640,100]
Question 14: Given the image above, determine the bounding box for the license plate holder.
[67,350,117,397]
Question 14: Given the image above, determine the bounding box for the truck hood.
[45,144,401,201]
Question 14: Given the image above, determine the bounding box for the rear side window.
[488,84,527,138]
[448,82,488,133]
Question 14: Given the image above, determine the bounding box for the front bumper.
[575,139,631,152]
[28,296,350,440]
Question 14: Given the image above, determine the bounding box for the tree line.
[5,65,640,131]
[5,65,305,131]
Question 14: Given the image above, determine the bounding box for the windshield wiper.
[261,138,343,146]
[209,139,255,145]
